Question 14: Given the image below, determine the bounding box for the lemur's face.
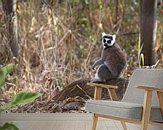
[102,32,116,48]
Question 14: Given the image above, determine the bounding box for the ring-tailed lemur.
[92,32,126,82]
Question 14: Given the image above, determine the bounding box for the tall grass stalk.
[138,33,144,67]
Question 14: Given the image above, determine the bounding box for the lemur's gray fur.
[92,32,126,82]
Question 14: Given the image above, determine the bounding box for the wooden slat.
[141,90,153,130]
[150,121,163,126]
[121,121,127,130]
[96,113,163,126]
[136,86,163,92]
[92,113,98,130]
[107,88,118,101]
[94,86,102,100]
[95,113,141,124]
[87,83,118,89]
[157,91,163,114]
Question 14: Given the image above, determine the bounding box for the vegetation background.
[0,0,162,112]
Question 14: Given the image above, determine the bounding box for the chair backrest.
[122,69,163,107]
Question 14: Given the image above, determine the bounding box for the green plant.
[0,64,41,130]
[0,123,19,130]
[0,91,41,113]
[0,64,14,89]
[138,34,144,67]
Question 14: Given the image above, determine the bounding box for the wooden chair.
[85,69,163,130]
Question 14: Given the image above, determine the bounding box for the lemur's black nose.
[104,43,108,47]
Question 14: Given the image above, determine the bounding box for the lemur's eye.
[107,40,111,44]
[103,39,106,43]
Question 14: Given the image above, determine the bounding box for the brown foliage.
[0,0,162,112]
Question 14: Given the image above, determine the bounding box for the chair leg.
[157,91,163,114]
[141,90,152,130]
[121,121,127,130]
[92,113,98,130]
[141,123,148,130]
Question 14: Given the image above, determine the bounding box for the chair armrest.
[87,83,118,89]
[136,86,163,92]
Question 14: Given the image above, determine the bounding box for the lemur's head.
[101,32,116,48]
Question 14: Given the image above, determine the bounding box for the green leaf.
[0,102,12,113]
[0,64,14,89]
[0,123,19,130]
[11,91,41,106]
[0,92,41,113]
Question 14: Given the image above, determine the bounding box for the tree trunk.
[140,0,157,66]
[2,0,19,58]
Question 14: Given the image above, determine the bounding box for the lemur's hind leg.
[92,64,116,82]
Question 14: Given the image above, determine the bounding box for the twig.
[44,30,72,51]
[76,85,92,99]
[150,60,160,68]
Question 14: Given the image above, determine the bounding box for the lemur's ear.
[102,32,106,37]
[113,35,116,40]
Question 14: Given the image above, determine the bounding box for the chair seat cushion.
[85,100,163,123]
